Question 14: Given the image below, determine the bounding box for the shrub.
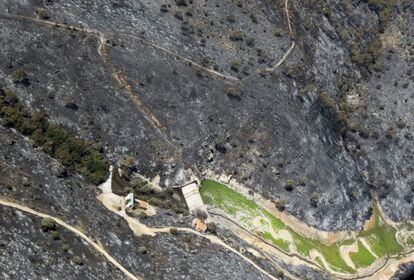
[166,186,174,195]
[206,222,217,234]
[185,8,193,17]
[250,13,258,24]
[274,199,286,211]
[226,14,236,23]
[35,8,50,20]
[285,179,295,191]
[138,246,148,254]
[230,60,241,72]
[160,4,169,12]
[121,156,136,168]
[174,10,183,21]
[226,87,242,101]
[169,227,178,235]
[182,236,192,243]
[256,49,268,64]
[275,270,285,278]
[229,30,245,41]
[72,256,83,265]
[50,230,60,240]
[310,192,320,207]
[318,92,336,110]
[195,209,208,220]
[60,243,70,252]
[41,217,56,232]
[273,28,284,37]
[11,68,29,85]
[246,38,255,47]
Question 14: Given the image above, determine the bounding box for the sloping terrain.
[200,179,414,277]
[0,0,413,279]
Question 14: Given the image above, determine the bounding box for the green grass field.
[349,240,376,268]
[359,206,402,256]
[200,179,412,274]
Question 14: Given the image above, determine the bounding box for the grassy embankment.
[200,179,410,274]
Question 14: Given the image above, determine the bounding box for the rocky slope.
[0,0,413,279]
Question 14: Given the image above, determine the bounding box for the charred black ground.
[0,0,413,279]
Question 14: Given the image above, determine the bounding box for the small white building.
[125,192,134,208]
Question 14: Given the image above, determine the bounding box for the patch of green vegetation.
[0,87,109,184]
[289,230,355,273]
[360,206,402,256]
[200,180,414,274]
[262,232,290,252]
[315,256,324,268]
[350,241,376,268]
[200,180,284,231]
[41,217,56,232]
[200,180,354,273]
[128,176,187,213]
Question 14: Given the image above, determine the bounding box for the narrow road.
[0,197,142,280]
[208,208,414,280]
[98,191,279,280]
[0,12,238,82]
[151,226,280,280]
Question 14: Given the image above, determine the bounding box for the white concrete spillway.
[181,182,206,214]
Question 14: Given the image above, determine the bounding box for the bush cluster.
[318,92,349,133]
[128,176,187,213]
[0,88,109,184]
[41,217,56,232]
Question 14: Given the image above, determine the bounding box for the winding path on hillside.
[0,0,295,82]
[0,196,143,280]
[0,0,296,158]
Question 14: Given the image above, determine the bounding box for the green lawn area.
[350,240,376,268]
[359,206,402,256]
[262,232,291,252]
[200,179,285,230]
[288,229,355,273]
[199,179,409,274]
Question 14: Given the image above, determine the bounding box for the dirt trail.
[97,191,278,280]
[0,192,280,280]
[115,32,239,82]
[0,13,179,154]
[284,0,294,36]
[208,207,414,280]
[97,33,180,156]
[359,238,379,259]
[310,249,331,271]
[339,241,359,270]
[265,0,295,72]
[0,13,237,82]
[209,211,320,277]
[0,0,296,81]
[266,41,295,72]
[97,34,167,133]
[0,196,142,280]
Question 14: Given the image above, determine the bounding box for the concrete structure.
[175,181,207,214]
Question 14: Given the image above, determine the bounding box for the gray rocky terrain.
[0,0,413,279]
